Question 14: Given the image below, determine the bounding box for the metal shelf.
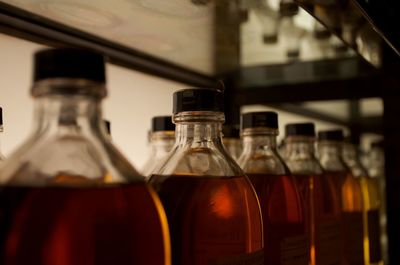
[0,2,217,87]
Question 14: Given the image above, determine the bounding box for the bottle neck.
[174,111,224,145]
[342,143,358,160]
[370,147,385,165]
[284,136,324,175]
[242,128,278,153]
[32,94,104,138]
[318,141,343,159]
[285,136,316,158]
[149,131,175,157]
[317,140,347,172]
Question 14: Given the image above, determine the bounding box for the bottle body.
[343,143,383,265]
[367,143,388,264]
[0,183,168,265]
[150,108,263,265]
[238,127,308,265]
[318,140,365,265]
[0,54,171,265]
[285,136,341,265]
[325,170,364,265]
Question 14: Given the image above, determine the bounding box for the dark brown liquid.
[0,183,169,265]
[151,175,263,265]
[248,174,308,265]
[293,174,342,265]
[325,171,364,265]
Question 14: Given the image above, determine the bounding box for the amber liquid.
[248,174,309,265]
[152,175,263,265]
[293,174,342,265]
[0,183,170,265]
[326,171,364,265]
[359,177,383,265]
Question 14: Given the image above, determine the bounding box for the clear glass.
[238,128,308,265]
[223,137,242,161]
[150,111,263,265]
[142,131,175,177]
[318,140,364,265]
[343,143,383,265]
[368,144,388,264]
[0,79,170,265]
[285,136,341,265]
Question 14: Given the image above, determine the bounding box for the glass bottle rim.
[173,111,224,123]
[317,139,344,146]
[242,127,278,137]
[31,78,107,99]
[150,130,175,141]
[285,135,315,143]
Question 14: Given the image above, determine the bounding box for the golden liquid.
[359,177,383,265]
[327,171,364,265]
[152,175,264,265]
[294,174,342,265]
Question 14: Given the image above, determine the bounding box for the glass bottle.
[0,107,5,161]
[343,141,383,265]
[150,88,263,265]
[222,124,242,161]
[284,123,341,265]
[238,112,308,265]
[317,130,364,265]
[368,141,387,265]
[142,116,175,177]
[0,48,170,265]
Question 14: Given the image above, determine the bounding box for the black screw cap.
[173,88,224,114]
[34,48,105,83]
[285,123,315,137]
[241,111,278,130]
[152,116,174,132]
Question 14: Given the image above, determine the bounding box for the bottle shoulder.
[150,144,245,182]
[0,133,143,186]
[238,151,290,175]
[285,156,324,175]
